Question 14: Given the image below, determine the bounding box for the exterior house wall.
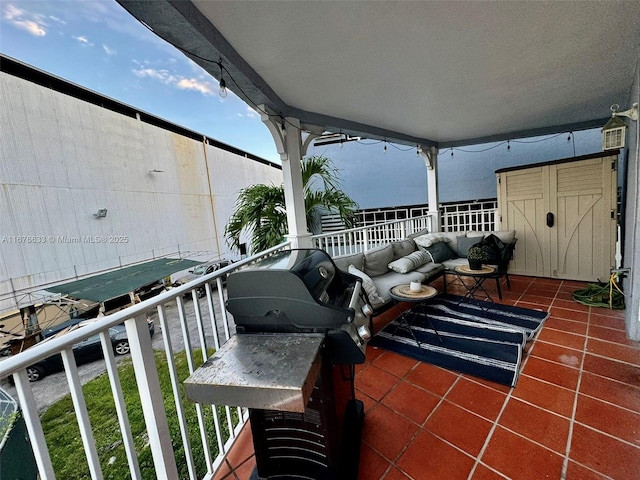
[624,59,640,340]
[0,72,282,314]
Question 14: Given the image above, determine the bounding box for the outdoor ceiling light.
[219,77,227,98]
[218,61,228,98]
[602,103,638,150]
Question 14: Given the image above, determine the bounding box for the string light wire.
[133,17,586,158]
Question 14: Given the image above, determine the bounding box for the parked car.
[23,320,155,382]
[41,317,87,338]
[174,260,233,297]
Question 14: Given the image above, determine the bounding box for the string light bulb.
[218,61,227,98]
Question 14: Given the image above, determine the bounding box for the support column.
[260,106,313,249]
[420,146,441,232]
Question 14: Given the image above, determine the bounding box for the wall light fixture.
[602,103,638,150]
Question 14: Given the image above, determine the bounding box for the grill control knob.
[357,325,372,342]
[362,304,374,317]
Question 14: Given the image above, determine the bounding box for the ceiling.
[117,1,640,148]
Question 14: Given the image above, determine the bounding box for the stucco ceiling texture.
[129,0,640,147]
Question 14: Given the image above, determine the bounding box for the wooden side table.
[453,265,496,308]
[389,284,441,345]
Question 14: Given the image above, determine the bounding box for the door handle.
[546,212,554,228]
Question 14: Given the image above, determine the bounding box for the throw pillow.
[363,244,394,277]
[424,242,456,263]
[348,265,385,306]
[392,239,416,259]
[483,234,506,263]
[488,230,516,244]
[456,235,481,257]
[413,232,452,248]
[388,250,432,274]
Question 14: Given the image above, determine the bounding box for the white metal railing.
[312,214,433,256]
[0,241,291,480]
[320,205,432,232]
[440,199,498,232]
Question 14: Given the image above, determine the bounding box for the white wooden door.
[498,153,617,281]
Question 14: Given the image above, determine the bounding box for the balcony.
[217,274,640,480]
[1,215,638,480]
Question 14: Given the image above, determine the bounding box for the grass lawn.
[41,348,234,479]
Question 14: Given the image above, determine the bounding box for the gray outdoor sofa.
[331,229,518,313]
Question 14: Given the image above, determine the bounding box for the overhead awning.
[45,258,201,303]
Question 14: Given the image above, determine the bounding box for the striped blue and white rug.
[369,295,549,387]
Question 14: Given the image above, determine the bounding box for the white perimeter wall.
[0,72,282,314]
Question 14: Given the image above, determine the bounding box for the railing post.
[125,314,180,479]
[13,370,57,479]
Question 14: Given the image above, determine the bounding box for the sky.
[0,0,281,163]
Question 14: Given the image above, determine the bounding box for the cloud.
[102,44,116,56]
[133,67,178,85]
[73,35,94,46]
[245,106,260,119]
[236,106,260,119]
[3,4,47,36]
[48,15,66,25]
[177,78,214,95]
[133,64,217,97]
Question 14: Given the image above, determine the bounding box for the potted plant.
[467,244,493,270]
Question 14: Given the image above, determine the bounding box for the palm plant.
[225,156,359,255]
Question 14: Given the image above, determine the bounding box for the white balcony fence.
[0,242,291,480]
[315,200,498,257]
[440,199,498,232]
[0,204,496,480]
[312,214,434,257]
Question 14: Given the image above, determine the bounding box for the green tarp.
[46,258,201,303]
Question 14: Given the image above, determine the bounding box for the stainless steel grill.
[185,249,371,479]
[226,248,371,363]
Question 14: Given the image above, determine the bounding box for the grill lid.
[226,249,357,333]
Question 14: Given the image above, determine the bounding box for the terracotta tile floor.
[214,276,640,480]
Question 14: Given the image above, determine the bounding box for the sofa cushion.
[413,262,445,277]
[406,228,429,240]
[441,257,469,270]
[489,230,516,244]
[371,270,427,303]
[442,231,460,252]
[392,239,416,259]
[424,242,457,263]
[348,265,385,307]
[363,244,394,277]
[333,252,364,272]
[456,235,481,257]
[413,232,452,248]
[388,250,431,274]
